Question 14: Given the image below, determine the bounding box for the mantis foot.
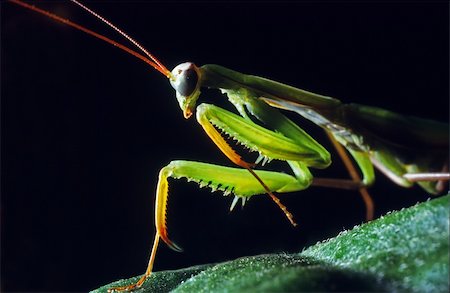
[107,274,148,292]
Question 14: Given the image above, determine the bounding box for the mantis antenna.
[68,0,170,78]
[8,0,172,78]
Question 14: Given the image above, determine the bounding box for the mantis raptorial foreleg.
[195,101,331,225]
[118,160,315,293]
[196,103,329,166]
[126,90,338,291]
[148,93,334,254]
[155,161,312,247]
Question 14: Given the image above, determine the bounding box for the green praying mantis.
[10,0,449,291]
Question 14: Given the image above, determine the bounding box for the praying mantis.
[7,1,449,292]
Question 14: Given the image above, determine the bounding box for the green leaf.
[93,195,449,292]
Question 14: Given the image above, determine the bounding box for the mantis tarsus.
[8,1,448,290]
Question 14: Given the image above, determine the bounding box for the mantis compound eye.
[170,62,199,97]
[170,62,202,119]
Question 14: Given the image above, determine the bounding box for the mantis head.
[169,62,202,119]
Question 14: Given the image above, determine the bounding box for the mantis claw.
[160,234,183,252]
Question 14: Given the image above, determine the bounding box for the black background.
[2,1,448,292]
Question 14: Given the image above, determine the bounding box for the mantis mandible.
[9,1,449,292]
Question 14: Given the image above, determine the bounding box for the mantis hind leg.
[322,132,449,221]
[403,172,450,194]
